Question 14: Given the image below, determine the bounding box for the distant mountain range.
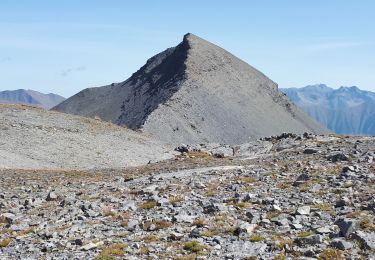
[0,89,65,109]
[281,84,375,135]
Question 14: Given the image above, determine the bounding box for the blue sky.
[1,0,374,97]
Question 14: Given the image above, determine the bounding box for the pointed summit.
[54,34,329,144]
[182,32,207,44]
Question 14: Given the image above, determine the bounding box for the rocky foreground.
[1,134,374,259]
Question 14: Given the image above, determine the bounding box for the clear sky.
[1,0,374,97]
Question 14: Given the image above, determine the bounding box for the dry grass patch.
[297,231,315,238]
[99,243,127,257]
[169,195,185,206]
[201,227,220,237]
[249,234,265,242]
[102,208,117,218]
[318,248,343,260]
[0,216,6,224]
[0,238,11,248]
[214,216,225,222]
[274,254,286,260]
[143,220,173,231]
[138,246,150,255]
[17,228,34,236]
[272,235,294,251]
[264,170,283,177]
[277,181,291,190]
[299,182,312,192]
[187,151,213,159]
[346,210,362,218]
[95,256,115,260]
[192,218,206,227]
[204,190,217,197]
[144,235,160,242]
[239,176,258,184]
[203,181,220,197]
[174,254,199,260]
[313,203,335,215]
[236,202,252,209]
[360,218,375,232]
[0,229,13,235]
[266,211,281,219]
[139,200,157,210]
[183,240,204,253]
[154,220,173,229]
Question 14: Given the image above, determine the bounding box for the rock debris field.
[1,133,375,259]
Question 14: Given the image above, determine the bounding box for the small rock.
[296,234,323,246]
[195,182,206,189]
[156,197,169,206]
[122,200,137,211]
[172,214,196,223]
[11,223,29,231]
[331,238,353,250]
[74,239,83,246]
[273,204,282,212]
[293,173,310,186]
[46,191,58,201]
[303,148,318,154]
[352,231,375,250]
[2,213,16,224]
[246,211,261,224]
[127,220,139,231]
[243,193,256,202]
[234,222,257,236]
[328,153,348,162]
[81,242,102,251]
[316,226,331,234]
[336,218,360,237]
[203,203,220,214]
[335,197,350,208]
[291,223,303,230]
[296,206,311,215]
[175,145,189,153]
[169,232,184,241]
[211,146,233,158]
[310,184,322,193]
[342,166,356,172]
[223,241,267,258]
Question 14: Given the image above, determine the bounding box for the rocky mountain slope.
[281,84,375,135]
[0,104,174,169]
[54,33,329,145]
[1,133,374,259]
[0,89,65,109]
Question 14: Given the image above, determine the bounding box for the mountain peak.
[54,34,328,144]
[181,33,221,55]
[183,33,205,44]
[338,85,360,91]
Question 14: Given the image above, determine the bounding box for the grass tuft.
[297,231,315,238]
[183,240,204,253]
[0,239,11,248]
[99,243,127,257]
[250,234,265,242]
[318,248,343,260]
[139,200,157,210]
